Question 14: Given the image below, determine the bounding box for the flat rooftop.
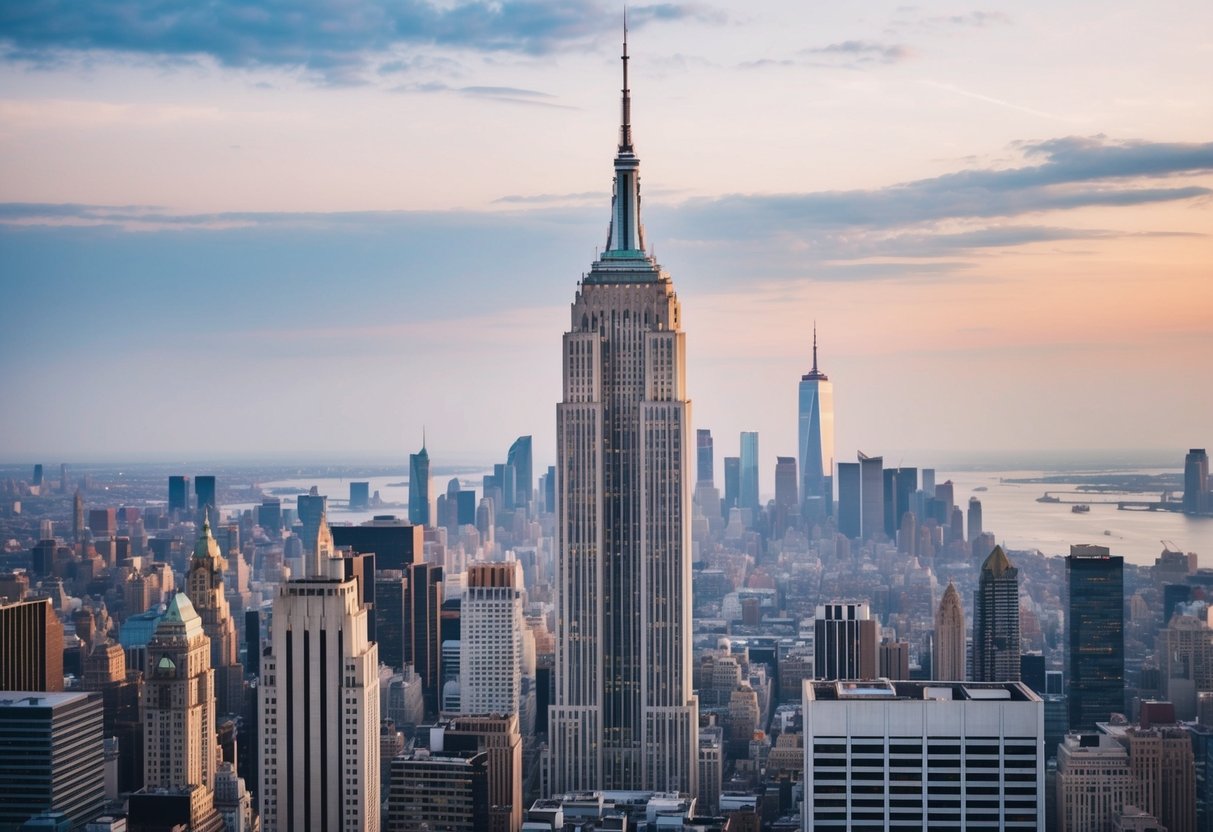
[806,679,1040,703]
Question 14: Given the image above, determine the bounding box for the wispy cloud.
[803,40,913,65]
[389,80,575,107]
[0,0,725,83]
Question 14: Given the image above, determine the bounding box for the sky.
[1,0,1211,484]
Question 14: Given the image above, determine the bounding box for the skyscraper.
[836,462,861,540]
[696,429,714,486]
[0,598,64,692]
[195,475,217,526]
[967,496,983,542]
[739,431,760,513]
[550,35,697,796]
[813,601,879,681]
[1185,448,1210,514]
[507,435,533,510]
[1067,544,1125,730]
[972,545,1021,682]
[934,580,966,681]
[773,456,798,537]
[858,452,884,540]
[409,438,431,527]
[460,563,524,716]
[723,457,740,515]
[168,475,189,516]
[138,592,225,832]
[259,515,380,831]
[798,325,835,517]
[184,521,243,718]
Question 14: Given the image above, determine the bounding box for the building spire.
[604,15,645,255]
[812,321,818,373]
[802,322,829,381]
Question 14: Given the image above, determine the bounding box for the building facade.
[460,562,524,715]
[803,679,1045,830]
[409,441,431,527]
[184,522,243,718]
[1067,545,1125,730]
[550,36,698,796]
[0,598,63,692]
[933,580,966,681]
[814,602,879,681]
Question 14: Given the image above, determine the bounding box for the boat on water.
[1072,504,1090,513]
[973,486,988,492]
[1037,494,1061,503]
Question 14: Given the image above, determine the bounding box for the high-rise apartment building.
[1185,448,1210,515]
[195,475,217,526]
[259,517,380,831]
[0,692,105,831]
[409,440,431,527]
[460,562,525,716]
[798,326,835,518]
[550,36,698,796]
[814,602,879,681]
[803,680,1045,829]
[1068,545,1125,730]
[0,598,64,692]
[934,580,966,681]
[739,431,760,512]
[696,429,714,486]
[184,522,243,718]
[973,546,1021,682]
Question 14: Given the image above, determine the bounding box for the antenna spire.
[812,321,818,372]
[620,11,632,152]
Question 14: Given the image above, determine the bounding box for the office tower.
[444,715,524,832]
[936,479,955,515]
[168,475,189,516]
[544,465,556,513]
[257,498,282,535]
[0,598,64,692]
[495,462,517,510]
[836,462,861,539]
[388,749,488,832]
[922,468,936,498]
[723,457,741,515]
[507,435,533,509]
[696,429,714,486]
[30,538,56,578]
[243,610,259,677]
[409,439,432,526]
[773,456,798,537]
[460,563,524,716]
[1099,702,1196,832]
[894,467,917,527]
[803,680,1045,829]
[967,496,983,542]
[89,508,117,538]
[331,519,422,571]
[739,431,760,512]
[698,725,724,816]
[882,467,899,539]
[0,692,105,831]
[349,481,370,510]
[814,602,879,680]
[798,326,835,518]
[184,522,243,718]
[1186,448,1210,514]
[1067,545,1125,730]
[195,475,217,526]
[973,545,1021,682]
[550,36,698,797]
[375,571,408,671]
[73,490,85,543]
[296,490,327,547]
[456,490,476,526]
[858,452,884,540]
[879,639,910,680]
[1056,733,1142,832]
[259,516,380,832]
[934,581,966,681]
[407,562,443,717]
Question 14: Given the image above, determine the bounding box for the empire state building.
[549,36,698,795]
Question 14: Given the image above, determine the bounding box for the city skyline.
[2,2,1212,464]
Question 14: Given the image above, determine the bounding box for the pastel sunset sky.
[2,1,1211,480]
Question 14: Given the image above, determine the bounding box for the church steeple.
[605,20,645,255]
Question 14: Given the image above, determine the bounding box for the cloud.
[803,40,913,65]
[0,0,724,82]
[388,80,575,107]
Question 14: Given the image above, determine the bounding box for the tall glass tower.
[739,431,760,513]
[408,437,431,526]
[1066,545,1124,730]
[550,33,698,796]
[798,326,835,518]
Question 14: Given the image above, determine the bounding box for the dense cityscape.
[4,7,1213,832]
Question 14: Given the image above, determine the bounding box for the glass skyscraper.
[1066,545,1124,730]
[408,440,431,526]
[739,431,759,512]
[797,327,834,517]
